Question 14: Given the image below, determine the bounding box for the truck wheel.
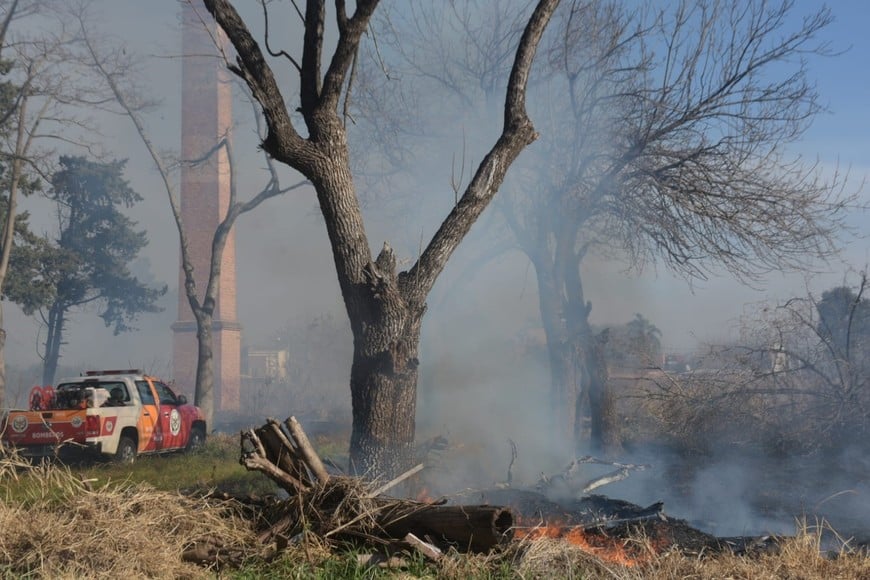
[187,426,206,452]
[114,436,137,464]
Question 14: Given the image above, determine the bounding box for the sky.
[3,0,870,388]
[580,0,870,350]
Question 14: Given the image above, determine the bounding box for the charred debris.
[185,416,785,568]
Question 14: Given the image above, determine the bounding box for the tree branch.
[203,0,309,163]
[316,0,379,115]
[400,0,560,304]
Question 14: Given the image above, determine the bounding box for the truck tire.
[187,426,206,451]
[114,436,137,464]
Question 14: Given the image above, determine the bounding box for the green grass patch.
[0,461,84,507]
[0,433,279,503]
[311,432,350,473]
[77,433,278,495]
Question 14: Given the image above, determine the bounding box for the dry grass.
[242,530,870,580]
[0,454,257,579]
[632,532,870,580]
[2,447,869,579]
[487,526,870,580]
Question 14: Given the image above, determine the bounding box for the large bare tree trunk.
[532,244,619,454]
[310,156,427,476]
[532,245,589,451]
[349,310,423,477]
[532,249,574,445]
[549,339,580,443]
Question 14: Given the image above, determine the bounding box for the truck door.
[135,380,161,452]
[151,381,186,450]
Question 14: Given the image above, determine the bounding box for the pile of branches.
[238,417,514,562]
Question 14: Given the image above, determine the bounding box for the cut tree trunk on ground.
[376,504,514,553]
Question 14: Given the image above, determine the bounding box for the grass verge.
[1,438,868,579]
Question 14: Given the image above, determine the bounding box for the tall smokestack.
[172,0,241,415]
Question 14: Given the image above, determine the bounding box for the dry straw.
[0,454,256,578]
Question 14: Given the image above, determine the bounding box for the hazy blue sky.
[4,0,870,383]
[648,0,870,348]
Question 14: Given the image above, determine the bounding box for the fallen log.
[313,494,513,553]
[377,503,514,553]
[239,416,515,554]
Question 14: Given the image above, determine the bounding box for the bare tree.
[202,0,560,477]
[0,0,116,408]
[500,0,850,452]
[345,0,849,456]
[78,13,306,429]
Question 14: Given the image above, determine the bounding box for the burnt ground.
[453,487,782,556]
[212,413,870,554]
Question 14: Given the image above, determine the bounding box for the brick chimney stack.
[172,0,241,414]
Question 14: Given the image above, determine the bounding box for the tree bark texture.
[307,155,427,478]
[349,305,424,478]
[195,311,215,429]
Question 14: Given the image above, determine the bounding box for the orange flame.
[414,486,434,504]
[514,520,652,567]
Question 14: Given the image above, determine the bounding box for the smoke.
[3,1,870,547]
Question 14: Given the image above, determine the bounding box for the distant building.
[771,343,789,373]
[246,350,289,381]
[663,353,692,373]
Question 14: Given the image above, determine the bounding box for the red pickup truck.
[1,369,207,463]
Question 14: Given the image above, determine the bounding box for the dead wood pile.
[218,418,784,570]
[236,417,514,561]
